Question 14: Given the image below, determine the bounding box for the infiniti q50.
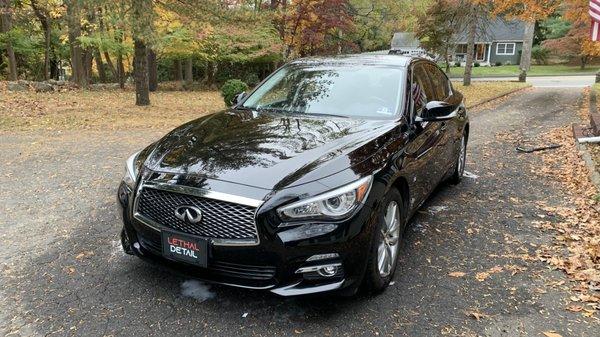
[116,55,469,296]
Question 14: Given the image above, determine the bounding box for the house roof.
[455,18,525,43]
[390,32,421,50]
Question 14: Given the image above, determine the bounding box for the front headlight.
[277,176,372,221]
[122,151,141,189]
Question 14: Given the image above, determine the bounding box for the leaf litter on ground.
[525,91,600,318]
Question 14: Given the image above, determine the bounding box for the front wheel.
[450,133,467,185]
[363,188,405,293]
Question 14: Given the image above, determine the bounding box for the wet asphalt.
[1,87,598,336]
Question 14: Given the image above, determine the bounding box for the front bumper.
[117,180,379,296]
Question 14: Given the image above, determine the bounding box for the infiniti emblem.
[174,205,203,224]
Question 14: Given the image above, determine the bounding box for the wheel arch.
[391,176,410,218]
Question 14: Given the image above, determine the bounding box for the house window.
[496,43,516,55]
[456,44,468,54]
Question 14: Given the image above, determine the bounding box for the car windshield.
[241,64,404,119]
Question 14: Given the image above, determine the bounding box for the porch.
[454,43,491,66]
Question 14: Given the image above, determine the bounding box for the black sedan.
[117,55,469,296]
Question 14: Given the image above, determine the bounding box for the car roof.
[289,54,423,68]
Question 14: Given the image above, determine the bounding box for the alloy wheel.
[377,201,401,277]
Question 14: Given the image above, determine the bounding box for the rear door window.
[424,64,451,101]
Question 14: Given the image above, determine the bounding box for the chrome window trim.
[132,181,263,246]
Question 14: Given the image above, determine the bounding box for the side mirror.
[415,101,457,122]
[233,91,246,106]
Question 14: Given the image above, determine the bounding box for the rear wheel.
[363,188,405,293]
[450,133,467,185]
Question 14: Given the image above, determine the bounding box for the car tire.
[363,188,405,293]
[450,132,467,185]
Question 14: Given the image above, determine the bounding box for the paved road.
[1,88,597,336]
[471,75,595,88]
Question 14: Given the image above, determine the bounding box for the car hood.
[144,109,396,190]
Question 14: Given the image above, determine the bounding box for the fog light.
[317,265,338,277]
[295,262,341,275]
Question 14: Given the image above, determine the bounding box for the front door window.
[476,44,486,61]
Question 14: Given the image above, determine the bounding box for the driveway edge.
[466,86,531,109]
[577,89,600,190]
[578,143,600,188]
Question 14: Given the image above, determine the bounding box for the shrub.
[454,61,461,67]
[244,73,261,86]
[495,61,502,67]
[531,46,550,65]
[474,62,480,67]
[221,79,249,106]
[504,60,512,66]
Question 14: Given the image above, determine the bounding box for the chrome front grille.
[135,186,259,244]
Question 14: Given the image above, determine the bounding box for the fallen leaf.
[466,311,489,320]
[542,331,562,337]
[448,271,466,278]
[582,309,597,317]
[566,304,583,312]
[475,272,490,282]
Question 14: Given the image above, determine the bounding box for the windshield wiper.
[248,106,348,118]
[301,112,348,118]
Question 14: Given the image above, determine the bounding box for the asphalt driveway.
[1,87,597,336]
[471,75,595,88]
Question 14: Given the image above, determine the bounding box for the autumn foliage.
[280,0,355,58]
[486,0,560,22]
[543,0,600,69]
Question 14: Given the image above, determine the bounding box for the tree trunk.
[41,23,51,80]
[581,56,587,70]
[103,51,117,79]
[203,61,217,87]
[117,54,125,89]
[184,57,193,87]
[175,59,183,82]
[31,0,51,80]
[0,0,18,80]
[444,45,450,74]
[134,39,150,106]
[518,21,535,83]
[147,48,158,91]
[50,58,59,80]
[83,49,93,83]
[94,49,106,83]
[116,29,125,88]
[66,0,84,86]
[463,12,477,86]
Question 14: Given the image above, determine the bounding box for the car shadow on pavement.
[3,196,408,336]
[2,157,517,337]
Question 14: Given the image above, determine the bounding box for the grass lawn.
[0,82,529,131]
[452,81,530,108]
[0,90,225,131]
[446,64,598,77]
